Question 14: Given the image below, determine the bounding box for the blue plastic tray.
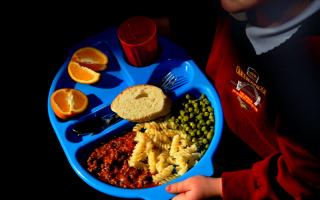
[48,27,223,200]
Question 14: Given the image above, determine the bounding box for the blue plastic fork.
[161,72,188,93]
[71,72,187,136]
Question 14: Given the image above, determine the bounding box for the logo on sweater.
[231,66,266,112]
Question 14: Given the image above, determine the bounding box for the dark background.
[39,1,217,199]
[22,1,259,199]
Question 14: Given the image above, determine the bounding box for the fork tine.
[161,72,174,85]
[161,72,176,91]
[170,76,188,90]
[161,72,172,82]
[160,72,188,93]
[162,75,176,89]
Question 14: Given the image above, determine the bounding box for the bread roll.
[111,84,171,122]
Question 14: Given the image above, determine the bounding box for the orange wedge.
[68,61,100,84]
[50,88,89,120]
[71,47,108,71]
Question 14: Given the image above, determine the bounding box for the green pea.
[197,130,201,136]
[202,138,208,144]
[203,132,208,138]
[190,131,195,136]
[204,112,209,117]
[206,120,211,125]
[188,107,193,112]
[190,122,195,128]
[180,110,185,116]
[205,144,209,149]
[197,123,201,129]
[185,94,191,100]
[193,103,198,108]
[183,116,189,122]
[189,113,194,119]
[202,127,207,132]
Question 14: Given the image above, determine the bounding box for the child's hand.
[166,176,222,200]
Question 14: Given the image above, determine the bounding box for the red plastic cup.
[117,16,158,67]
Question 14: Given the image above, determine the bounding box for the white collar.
[245,0,320,55]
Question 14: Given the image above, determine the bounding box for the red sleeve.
[221,136,320,199]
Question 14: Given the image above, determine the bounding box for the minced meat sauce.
[87,131,157,188]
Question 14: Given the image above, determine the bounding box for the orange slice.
[68,61,100,84]
[50,88,89,120]
[71,47,108,71]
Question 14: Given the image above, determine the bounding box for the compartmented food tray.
[48,27,223,200]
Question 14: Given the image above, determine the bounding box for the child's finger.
[166,180,190,193]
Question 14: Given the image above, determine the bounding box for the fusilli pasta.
[128,121,200,184]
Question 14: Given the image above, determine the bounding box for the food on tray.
[68,47,108,84]
[168,94,215,154]
[111,84,171,123]
[130,121,200,185]
[87,93,215,188]
[50,88,88,120]
[87,131,156,188]
[71,47,108,71]
[68,61,100,84]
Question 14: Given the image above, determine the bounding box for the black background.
[16,1,258,199]
[36,1,218,199]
